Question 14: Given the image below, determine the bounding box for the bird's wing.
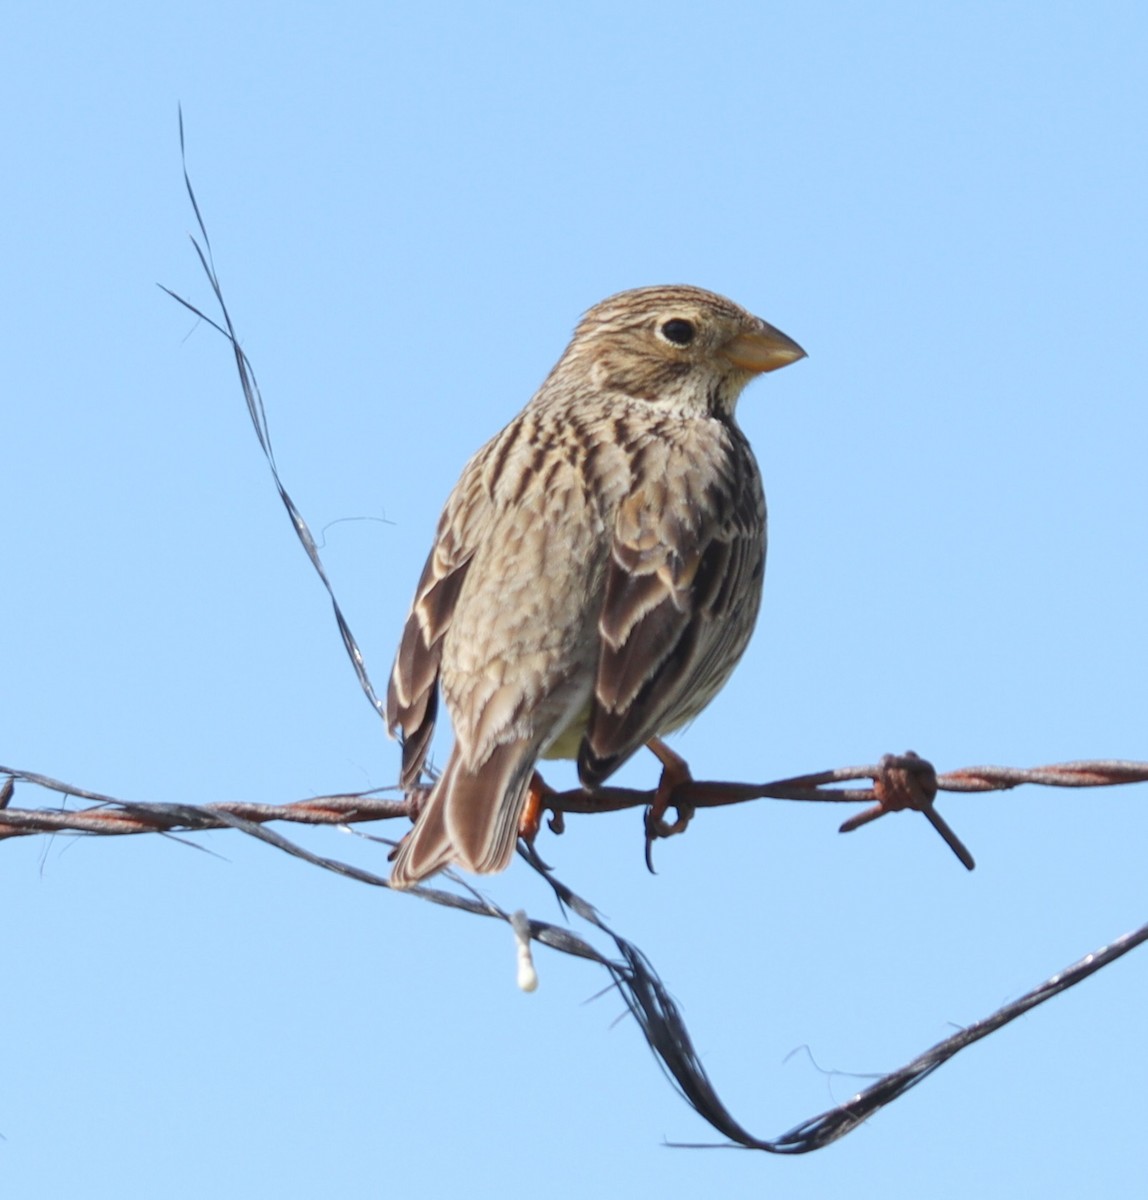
[386,454,490,789]
[387,408,604,789]
[578,443,764,787]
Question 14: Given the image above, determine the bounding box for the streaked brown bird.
[386,285,804,887]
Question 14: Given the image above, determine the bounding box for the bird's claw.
[643,737,697,872]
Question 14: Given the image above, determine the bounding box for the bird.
[385,285,805,887]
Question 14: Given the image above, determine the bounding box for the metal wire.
[1,756,1144,855]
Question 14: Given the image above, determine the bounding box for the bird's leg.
[644,737,696,867]
[518,771,558,844]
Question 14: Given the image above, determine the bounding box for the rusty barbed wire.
[3,756,1144,877]
[0,765,407,840]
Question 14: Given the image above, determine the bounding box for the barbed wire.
[6,116,1142,1155]
[0,767,406,839]
[2,756,1145,874]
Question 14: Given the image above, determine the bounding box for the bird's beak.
[725,321,806,374]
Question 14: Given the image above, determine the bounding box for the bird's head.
[559,284,805,418]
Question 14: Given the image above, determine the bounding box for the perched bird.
[386,285,804,887]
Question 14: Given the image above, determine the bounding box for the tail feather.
[389,741,536,888]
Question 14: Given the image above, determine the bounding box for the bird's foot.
[644,737,696,871]
[519,772,561,845]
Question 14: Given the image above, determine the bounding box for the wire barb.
[836,750,975,870]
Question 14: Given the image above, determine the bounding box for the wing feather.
[579,431,764,787]
[386,456,489,788]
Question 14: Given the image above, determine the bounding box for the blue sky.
[3,2,1146,1196]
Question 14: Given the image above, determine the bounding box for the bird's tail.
[388,740,536,888]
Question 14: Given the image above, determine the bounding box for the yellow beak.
[725,320,806,374]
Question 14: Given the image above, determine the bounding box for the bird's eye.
[659,318,696,346]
